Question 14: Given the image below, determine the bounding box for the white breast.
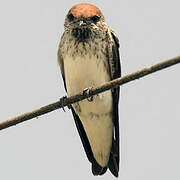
[64,51,113,167]
[64,53,109,94]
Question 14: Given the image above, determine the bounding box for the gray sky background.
[0,0,180,179]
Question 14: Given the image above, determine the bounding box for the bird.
[58,3,121,177]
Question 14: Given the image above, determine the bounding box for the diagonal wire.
[0,55,180,131]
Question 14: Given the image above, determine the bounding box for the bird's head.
[64,3,106,41]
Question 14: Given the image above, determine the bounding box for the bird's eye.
[90,15,100,23]
[67,13,74,21]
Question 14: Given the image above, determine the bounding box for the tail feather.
[108,140,119,177]
[92,161,107,176]
[91,139,119,177]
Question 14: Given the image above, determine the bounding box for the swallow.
[58,3,121,177]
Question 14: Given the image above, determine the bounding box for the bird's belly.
[64,54,113,115]
[64,54,113,166]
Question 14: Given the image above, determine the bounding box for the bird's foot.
[59,96,72,112]
[83,87,94,102]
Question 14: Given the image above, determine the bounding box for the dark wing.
[57,38,106,175]
[107,29,121,177]
[57,37,67,91]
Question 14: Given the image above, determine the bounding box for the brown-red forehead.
[69,3,102,19]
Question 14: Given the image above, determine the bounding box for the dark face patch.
[72,27,91,41]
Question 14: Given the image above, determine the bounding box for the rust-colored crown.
[68,3,103,19]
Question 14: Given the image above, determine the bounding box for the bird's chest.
[64,55,110,97]
[63,41,110,95]
[63,42,112,116]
